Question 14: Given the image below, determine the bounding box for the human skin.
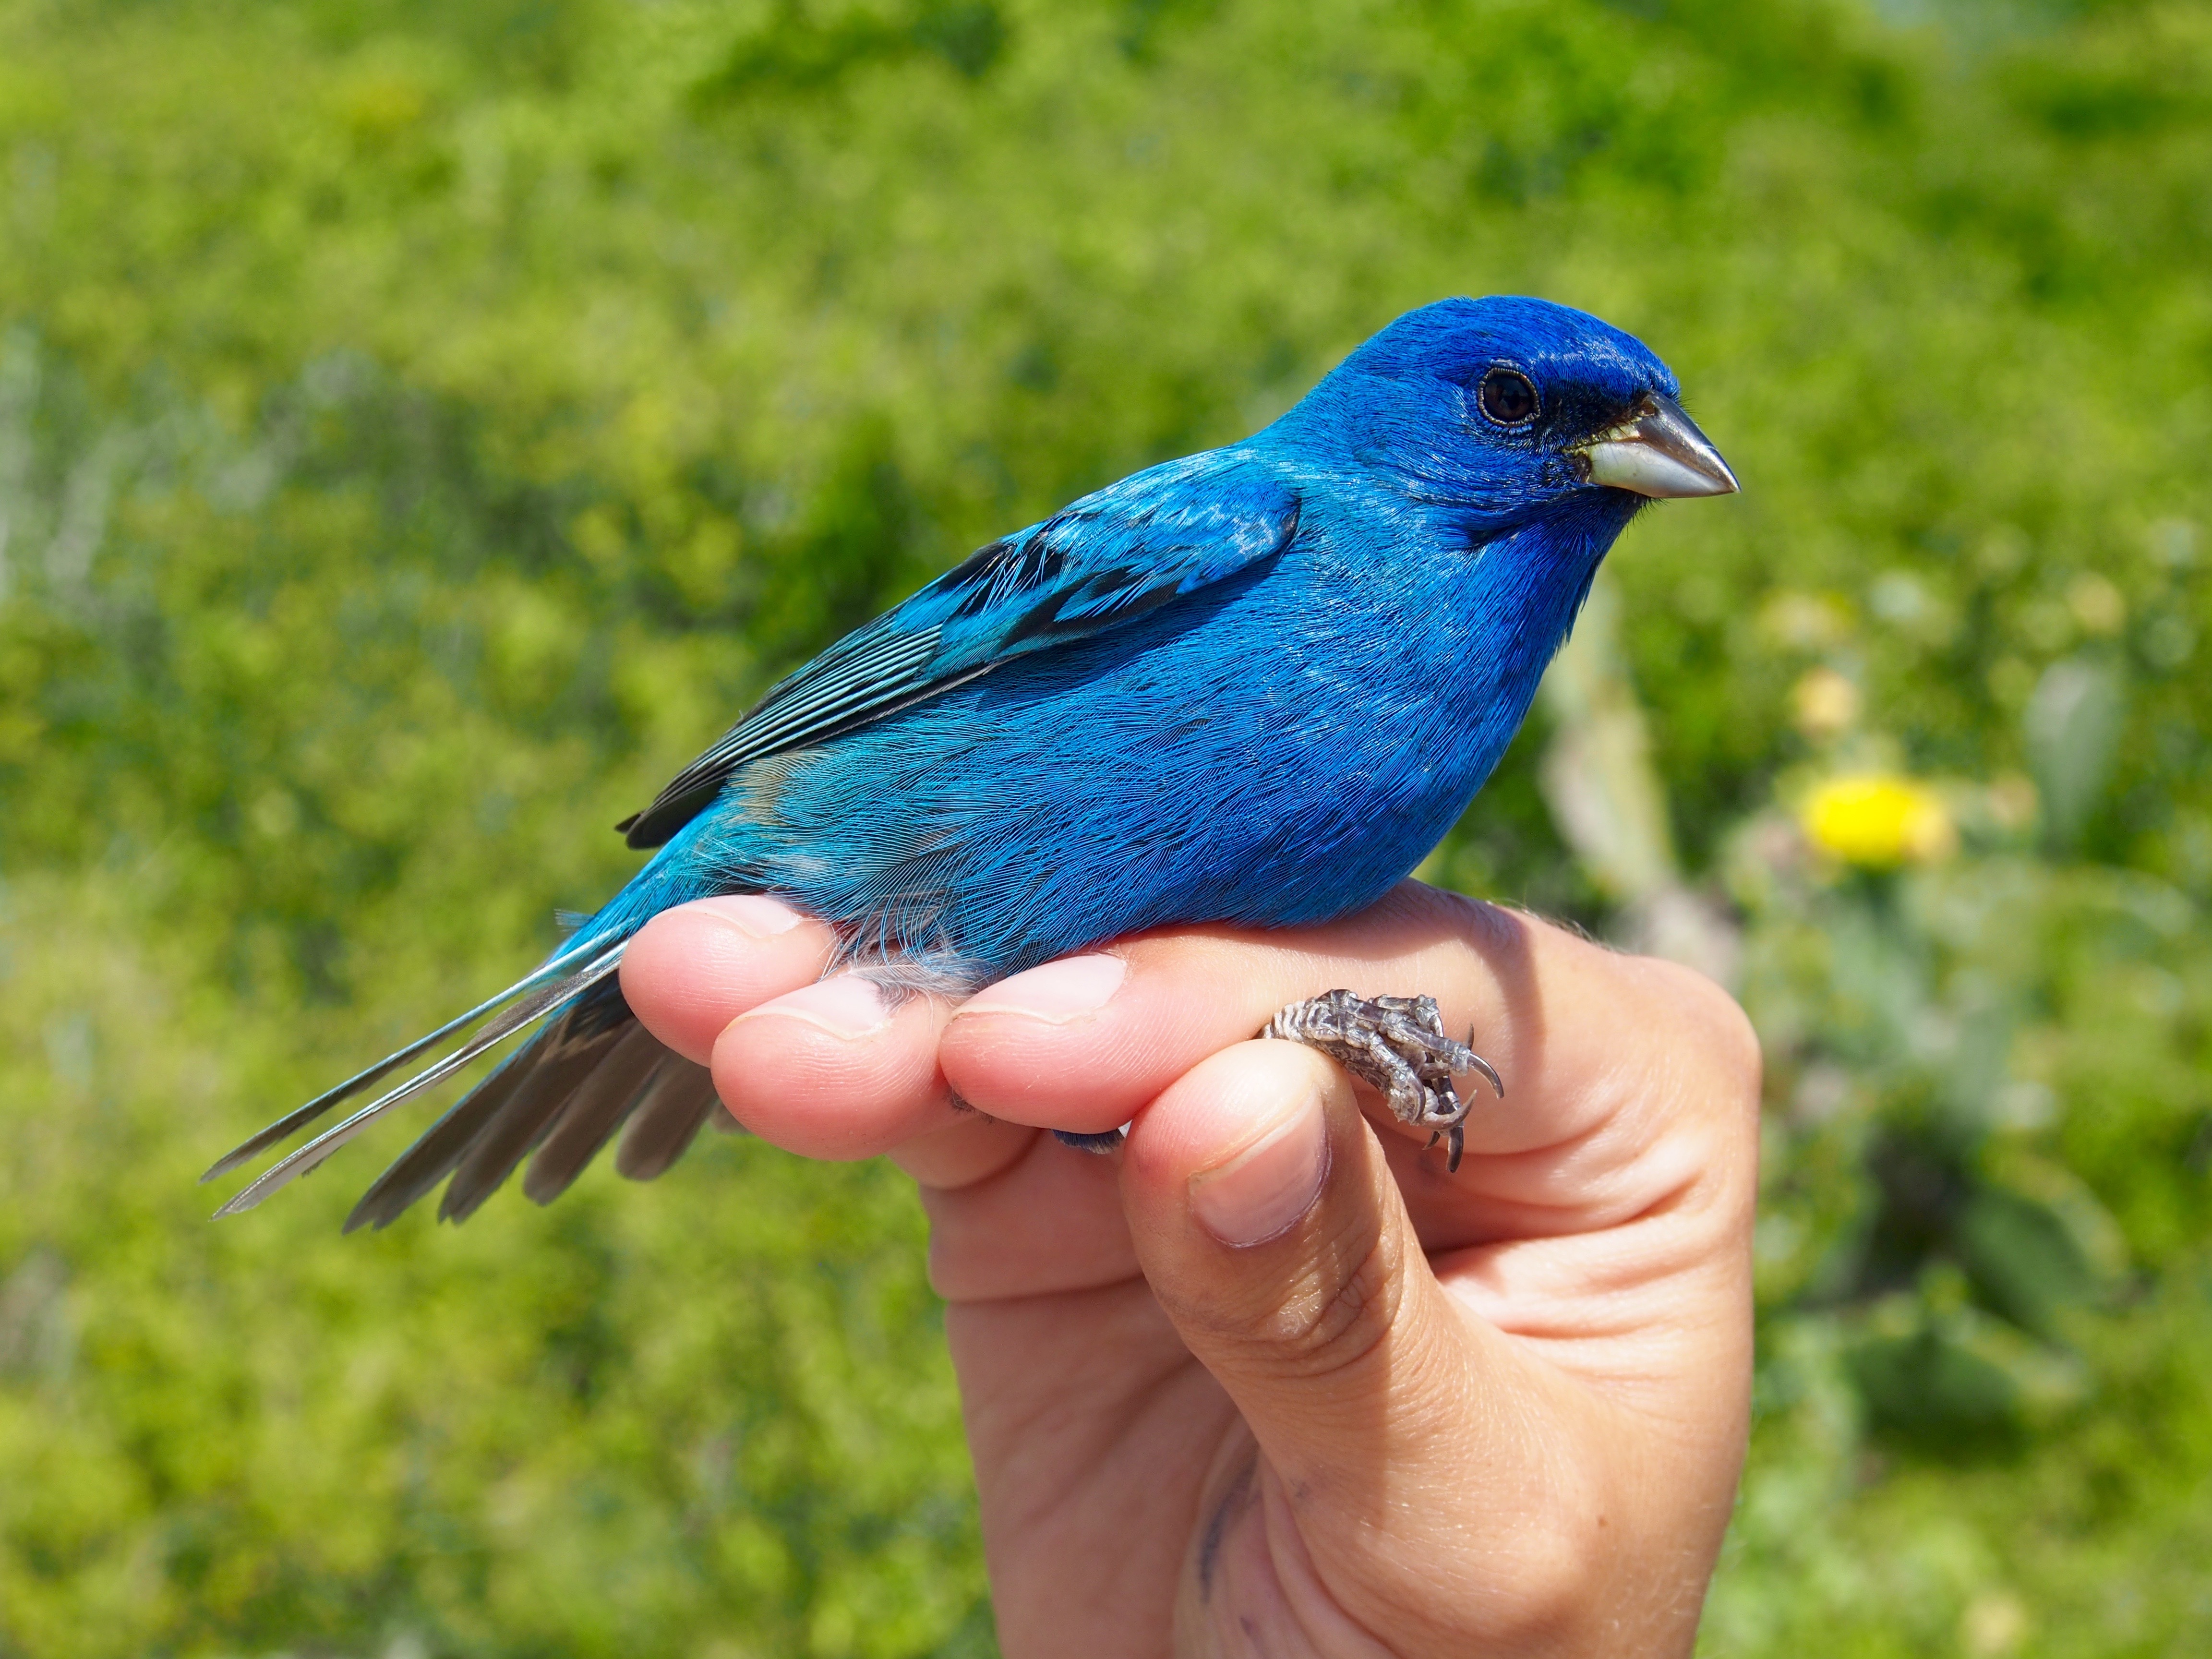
[620,880,1760,1657]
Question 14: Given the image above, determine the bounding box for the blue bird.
[207,295,1736,1226]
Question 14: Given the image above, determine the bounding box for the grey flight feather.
[346,1036,554,1233]
[521,1022,673,1205]
[198,931,617,1185]
[435,1016,636,1226]
[614,1058,721,1181]
[212,944,626,1218]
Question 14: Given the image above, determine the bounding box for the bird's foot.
[1260,990,1503,1173]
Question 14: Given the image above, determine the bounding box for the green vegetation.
[2,0,2207,1651]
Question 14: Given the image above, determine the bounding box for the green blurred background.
[2,0,2208,1652]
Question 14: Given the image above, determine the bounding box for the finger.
[942,884,1738,1174]
[1122,1039,1618,1647]
[620,896,838,1062]
[939,886,1529,1138]
[887,1111,1039,1191]
[710,974,962,1160]
[918,1131,1140,1302]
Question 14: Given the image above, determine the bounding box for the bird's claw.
[1260,989,1503,1173]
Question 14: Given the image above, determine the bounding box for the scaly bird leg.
[1260,990,1502,1172]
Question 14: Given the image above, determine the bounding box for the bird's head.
[1274,295,1737,532]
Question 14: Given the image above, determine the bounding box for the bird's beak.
[1575,394,1739,498]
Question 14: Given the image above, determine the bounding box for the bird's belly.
[722,562,1527,976]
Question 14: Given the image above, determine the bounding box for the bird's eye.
[1477,367,1539,427]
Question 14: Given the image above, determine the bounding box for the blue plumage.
[209,295,1737,1225]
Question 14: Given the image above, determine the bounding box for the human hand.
[620,881,1759,1657]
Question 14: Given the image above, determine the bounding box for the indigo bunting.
[209,295,1735,1226]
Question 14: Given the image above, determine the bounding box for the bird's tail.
[204,929,724,1226]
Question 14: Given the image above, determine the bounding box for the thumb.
[1121,1039,1470,1444]
[1119,1041,1581,1633]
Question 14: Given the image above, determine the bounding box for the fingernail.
[692,894,806,939]
[1189,1091,1330,1249]
[739,975,888,1040]
[958,954,1126,1023]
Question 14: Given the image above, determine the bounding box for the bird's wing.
[617,450,1300,848]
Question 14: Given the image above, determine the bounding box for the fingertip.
[621,895,836,1062]
[1123,1041,1348,1233]
[711,975,956,1160]
[889,1112,1039,1191]
[688,893,815,938]
[954,953,1128,1022]
[940,948,1216,1130]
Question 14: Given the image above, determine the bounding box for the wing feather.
[619,452,1298,848]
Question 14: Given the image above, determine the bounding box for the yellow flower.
[1799,773,1956,867]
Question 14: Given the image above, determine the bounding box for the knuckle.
[1250,1223,1405,1382]
[1638,957,1764,1106]
[1481,1462,1621,1644]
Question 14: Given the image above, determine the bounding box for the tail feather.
[522,1022,671,1205]
[344,1040,550,1234]
[209,915,750,1227]
[212,943,625,1219]
[436,1011,634,1226]
[200,934,618,1184]
[614,1057,721,1181]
